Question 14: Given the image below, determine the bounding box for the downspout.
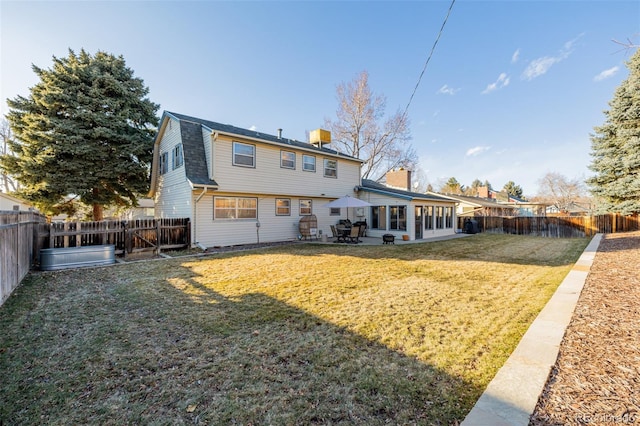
[194,188,208,250]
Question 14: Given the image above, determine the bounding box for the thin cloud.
[594,66,619,82]
[522,56,559,80]
[511,48,521,63]
[437,84,460,95]
[466,146,491,157]
[482,73,510,94]
[521,34,583,81]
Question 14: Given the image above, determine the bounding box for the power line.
[403,0,456,120]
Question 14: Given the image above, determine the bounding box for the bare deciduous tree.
[324,70,416,181]
[536,172,587,213]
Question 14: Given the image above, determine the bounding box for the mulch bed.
[530,231,640,425]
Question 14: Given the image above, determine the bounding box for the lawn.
[0,234,590,425]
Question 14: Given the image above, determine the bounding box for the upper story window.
[233,142,255,167]
[159,152,168,175]
[172,144,184,170]
[280,151,295,169]
[324,158,337,178]
[302,155,316,172]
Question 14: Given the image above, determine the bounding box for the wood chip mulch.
[530,231,640,426]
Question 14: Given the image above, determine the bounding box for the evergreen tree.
[466,178,483,196]
[1,49,159,219]
[503,181,524,199]
[441,177,464,194]
[587,49,640,215]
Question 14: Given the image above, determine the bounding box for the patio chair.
[330,225,346,243]
[346,225,361,244]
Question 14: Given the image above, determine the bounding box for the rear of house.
[148,111,363,247]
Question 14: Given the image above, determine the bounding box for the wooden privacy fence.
[1,211,48,306]
[1,216,190,307]
[459,214,640,238]
[48,218,191,256]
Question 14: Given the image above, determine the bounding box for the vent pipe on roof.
[277,128,282,139]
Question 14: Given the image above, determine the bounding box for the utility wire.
[403,0,456,120]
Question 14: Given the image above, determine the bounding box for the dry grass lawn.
[0,234,589,425]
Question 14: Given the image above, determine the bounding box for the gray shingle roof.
[360,179,453,202]
[166,111,359,160]
[179,120,218,187]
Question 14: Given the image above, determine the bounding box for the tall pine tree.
[1,49,159,219]
[587,48,640,214]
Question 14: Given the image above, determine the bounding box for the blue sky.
[1,0,638,196]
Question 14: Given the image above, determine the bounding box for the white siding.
[154,118,193,219]
[210,133,360,198]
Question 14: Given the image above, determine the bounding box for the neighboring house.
[546,201,593,216]
[0,192,34,211]
[148,111,363,248]
[357,169,458,241]
[118,198,155,220]
[432,192,547,217]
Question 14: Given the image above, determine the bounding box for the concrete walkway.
[461,234,603,426]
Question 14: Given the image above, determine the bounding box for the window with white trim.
[172,144,183,170]
[390,205,407,231]
[302,155,316,172]
[159,152,168,175]
[323,158,337,178]
[371,206,387,230]
[214,197,258,219]
[424,206,434,230]
[435,206,444,229]
[330,207,341,216]
[299,199,312,215]
[233,142,255,167]
[276,198,291,216]
[280,151,295,169]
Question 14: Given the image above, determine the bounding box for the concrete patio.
[316,232,473,245]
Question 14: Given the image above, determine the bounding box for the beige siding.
[194,193,349,247]
[154,118,193,218]
[357,192,456,240]
[210,134,360,198]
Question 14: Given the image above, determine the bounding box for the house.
[119,198,155,220]
[0,192,34,211]
[546,200,593,216]
[431,189,547,218]
[148,111,363,248]
[357,169,458,241]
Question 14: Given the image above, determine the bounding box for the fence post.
[124,221,130,259]
[156,219,161,255]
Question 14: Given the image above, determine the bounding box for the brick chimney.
[386,168,412,191]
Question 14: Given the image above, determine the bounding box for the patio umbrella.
[323,195,372,220]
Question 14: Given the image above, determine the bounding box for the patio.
[317,232,472,245]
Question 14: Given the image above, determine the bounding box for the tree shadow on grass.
[0,264,483,425]
[128,270,482,424]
